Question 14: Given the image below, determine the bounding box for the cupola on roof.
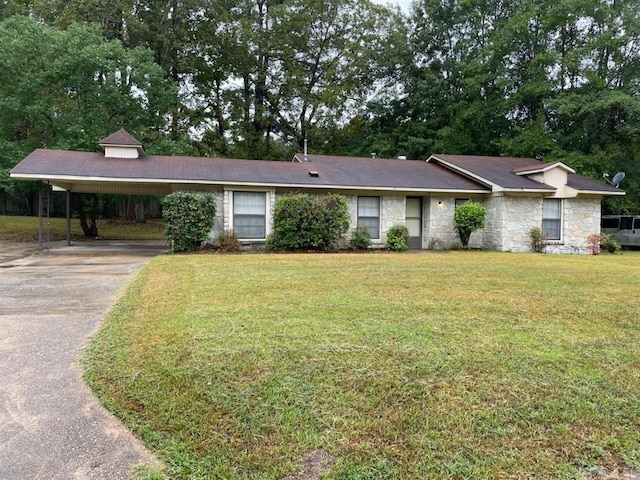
[98,128,144,159]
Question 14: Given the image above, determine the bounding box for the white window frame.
[231,191,267,240]
[357,196,380,240]
[542,198,562,242]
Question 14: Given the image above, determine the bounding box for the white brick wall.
[486,196,542,252]
[212,190,603,254]
[380,195,406,246]
[210,190,224,238]
[483,195,602,254]
[424,197,484,249]
[545,197,601,254]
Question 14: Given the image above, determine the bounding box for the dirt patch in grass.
[282,449,336,480]
[588,467,640,479]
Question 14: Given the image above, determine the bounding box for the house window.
[233,192,266,239]
[455,198,470,207]
[542,198,562,241]
[358,196,380,239]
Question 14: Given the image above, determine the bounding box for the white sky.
[372,0,413,13]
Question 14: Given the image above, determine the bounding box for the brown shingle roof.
[10,143,621,196]
[428,154,622,194]
[98,129,143,147]
[11,149,489,193]
[566,173,624,193]
[429,154,555,190]
[295,153,487,191]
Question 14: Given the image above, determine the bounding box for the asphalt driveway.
[0,241,167,479]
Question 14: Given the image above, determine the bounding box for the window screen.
[358,197,380,239]
[233,192,266,239]
[542,198,561,241]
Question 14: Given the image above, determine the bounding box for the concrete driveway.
[0,241,167,479]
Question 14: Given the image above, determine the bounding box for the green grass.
[83,252,640,479]
[0,215,165,241]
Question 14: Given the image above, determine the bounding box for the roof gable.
[427,154,622,195]
[513,161,576,175]
[427,154,555,192]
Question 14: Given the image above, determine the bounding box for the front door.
[406,197,422,249]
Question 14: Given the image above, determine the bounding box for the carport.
[11,130,176,250]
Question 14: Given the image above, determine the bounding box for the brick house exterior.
[10,130,624,253]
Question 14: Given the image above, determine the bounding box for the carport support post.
[66,190,71,246]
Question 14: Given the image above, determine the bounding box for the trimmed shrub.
[587,232,622,254]
[453,201,486,247]
[603,233,621,253]
[162,192,216,252]
[267,193,349,251]
[529,227,547,253]
[586,233,605,254]
[350,225,372,250]
[386,224,409,252]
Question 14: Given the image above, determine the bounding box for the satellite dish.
[611,172,625,188]
[603,172,626,188]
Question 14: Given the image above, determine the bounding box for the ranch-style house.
[10,129,624,253]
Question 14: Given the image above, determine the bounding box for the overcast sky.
[373,0,413,13]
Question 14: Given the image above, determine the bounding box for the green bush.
[267,193,349,251]
[350,225,372,250]
[529,227,547,253]
[386,224,409,252]
[602,233,621,253]
[162,192,216,252]
[453,201,486,247]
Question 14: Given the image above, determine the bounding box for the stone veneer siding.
[424,197,484,250]
[483,195,602,253]
[484,195,541,252]
[545,197,601,254]
[380,195,406,246]
[346,194,405,247]
[210,190,224,238]
[211,191,602,254]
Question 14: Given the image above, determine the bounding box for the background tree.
[0,16,177,228]
[1,0,638,215]
[344,0,640,213]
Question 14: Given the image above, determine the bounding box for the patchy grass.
[0,215,165,241]
[84,252,640,479]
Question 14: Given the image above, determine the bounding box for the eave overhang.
[10,172,489,195]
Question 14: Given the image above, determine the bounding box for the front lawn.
[0,215,165,241]
[84,252,640,479]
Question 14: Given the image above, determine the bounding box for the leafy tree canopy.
[0,15,179,197]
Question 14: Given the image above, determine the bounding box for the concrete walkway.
[0,241,167,479]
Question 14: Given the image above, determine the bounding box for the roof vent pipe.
[304,137,308,162]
